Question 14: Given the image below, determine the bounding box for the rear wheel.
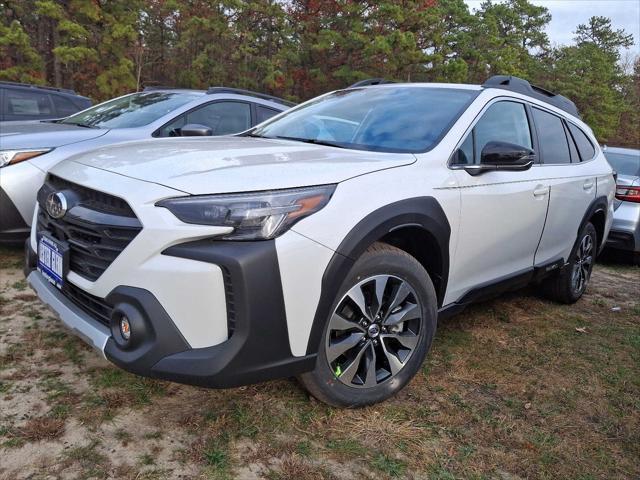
[298,243,437,407]
[540,222,597,304]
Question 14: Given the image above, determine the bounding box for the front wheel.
[298,243,437,407]
[540,222,597,304]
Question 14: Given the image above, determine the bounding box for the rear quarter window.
[567,123,596,161]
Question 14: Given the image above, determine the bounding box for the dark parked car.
[0,81,92,122]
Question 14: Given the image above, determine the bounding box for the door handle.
[583,179,595,190]
[533,185,548,197]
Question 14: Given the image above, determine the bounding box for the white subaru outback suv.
[26,76,615,407]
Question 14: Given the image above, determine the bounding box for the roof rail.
[482,75,580,118]
[142,85,196,91]
[348,78,395,88]
[0,80,77,95]
[206,86,296,107]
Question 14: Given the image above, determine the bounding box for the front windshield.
[60,91,202,129]
[252,87,478,153]
[605,151,640,177]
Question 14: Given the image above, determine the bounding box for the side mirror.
[464,141,535,176]
[180,124,213,137]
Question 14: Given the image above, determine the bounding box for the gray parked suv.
[603,146,640,261]
[0,81,92,121]
[0,87,293,244]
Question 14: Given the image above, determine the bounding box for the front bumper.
[26,239,317,388]
[0,186,30,244]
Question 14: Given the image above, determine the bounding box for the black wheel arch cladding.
[306,196,450,356]
[579,195,609,254]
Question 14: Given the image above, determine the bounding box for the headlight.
[0,149,52,168]
[157,185,336,240]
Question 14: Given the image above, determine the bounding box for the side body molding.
[305,197,451,355]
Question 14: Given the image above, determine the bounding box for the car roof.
[142,86,294,108]
[348,76,579,118]
[0,80,90,100]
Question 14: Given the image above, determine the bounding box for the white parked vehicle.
[0,87,292,244]
[26,76,615,407]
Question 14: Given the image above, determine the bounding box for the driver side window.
[452,101,532,165]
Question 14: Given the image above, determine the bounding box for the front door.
[446,99,550,304]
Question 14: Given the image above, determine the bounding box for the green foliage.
[0,20,43,83]
[0,0,636,145]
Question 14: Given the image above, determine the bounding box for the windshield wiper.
[270,135,347,149]
[61,121,98,129]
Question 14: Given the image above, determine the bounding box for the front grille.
[37,175,142,281]
[64,282,112,327]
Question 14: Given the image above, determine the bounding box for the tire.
[540,222,597,304]
[298,242,438,408]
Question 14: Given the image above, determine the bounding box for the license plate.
[37,234,69,290]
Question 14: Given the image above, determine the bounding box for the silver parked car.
[603,146,640,262]
[0,87,293,244]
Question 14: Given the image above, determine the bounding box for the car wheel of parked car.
[541,222,597,304]
[298,243,437,407]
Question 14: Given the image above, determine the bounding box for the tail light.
[615,185,640,203]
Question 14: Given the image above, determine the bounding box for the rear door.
[447,99,550,302]
[532,108,598,265]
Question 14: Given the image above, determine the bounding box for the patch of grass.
[91,367,166,407]
[230,403,259,438]
[325,438,367,456]
[115,429,132,443]
[296,440,312,457]
[51,403,71,419]
[139,453,155,466]
[201,437,231,478]
[0,380,10,394]
[65,439,109,473]
[62,338,83,364]
[372,454,406,478]
[2,437,24,449]
[11,280,26,291]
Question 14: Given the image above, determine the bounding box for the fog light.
[120,316,131,341]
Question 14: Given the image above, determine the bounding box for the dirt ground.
[0,245,638,479]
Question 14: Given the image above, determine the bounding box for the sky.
[464,0,640,58]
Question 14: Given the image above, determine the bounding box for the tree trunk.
[52,19,61,87]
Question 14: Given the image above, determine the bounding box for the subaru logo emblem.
[46,192,68,219]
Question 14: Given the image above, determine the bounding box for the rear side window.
[256,105,280,124]
[5,89,53,116]
[532,108,571,164]
[567,123,596,161]
[52,94,80,117]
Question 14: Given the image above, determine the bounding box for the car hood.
[67,136,417,194]
[0,121,108,149]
